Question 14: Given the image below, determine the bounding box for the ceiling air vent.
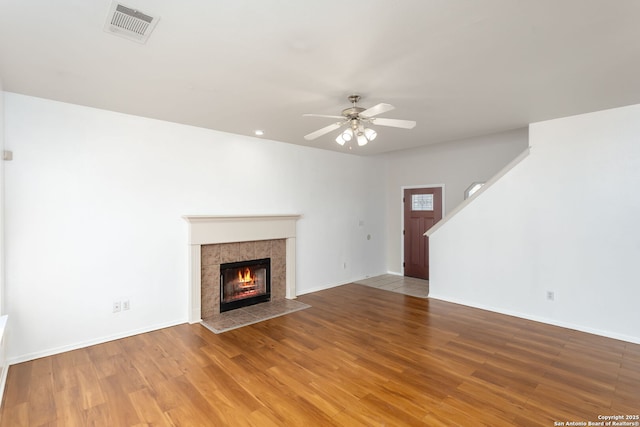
[104,2,159,44]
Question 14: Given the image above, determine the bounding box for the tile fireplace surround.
[183,215,301,323]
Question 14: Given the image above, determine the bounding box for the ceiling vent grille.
[104,2,159,43]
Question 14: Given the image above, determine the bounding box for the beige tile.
[201,292,215,319]
[238,241,257,261]
[218,242,239,263]
[201,244,220,266]
[271,239,286,258]
[271,262,286,300]
[355,275,429,298]
[255,240,271,259]
[201,299,310,334]
[201,264,220,317]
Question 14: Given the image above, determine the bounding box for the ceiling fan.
[303,95,416,146]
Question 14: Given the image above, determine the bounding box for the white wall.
[429,104,640,343]
[3,93,387,362]
[0,80,4,313]
[0,79,8,401]
[382,129,529,274]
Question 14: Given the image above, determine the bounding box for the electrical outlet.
[546,291,555,301]
[123,300,130,311]
[113,301,121,313]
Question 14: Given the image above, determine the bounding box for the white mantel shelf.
[183,215,301,244]
[183,214,302,323]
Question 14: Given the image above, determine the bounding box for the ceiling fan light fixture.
[336,129,353,145]
[364,128,377,141]
[303,94,416,148]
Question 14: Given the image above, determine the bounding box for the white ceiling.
[1,0,640,155]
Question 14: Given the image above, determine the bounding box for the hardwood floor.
[1,284,638,426]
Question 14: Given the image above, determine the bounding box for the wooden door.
[403,187,443,279]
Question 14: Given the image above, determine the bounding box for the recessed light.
[254,130,264,136]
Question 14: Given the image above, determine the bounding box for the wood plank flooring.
[1,284,638,426]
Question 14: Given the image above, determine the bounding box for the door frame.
[400,184,446,276]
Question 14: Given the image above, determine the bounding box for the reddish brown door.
[403,187,443,279]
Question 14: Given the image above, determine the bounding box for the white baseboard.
[7,318,187,365]
[0,315,8,408]
[0,358,7,409]
[428,293,640,345]
[297,274,377,296]
[297,281,350,296]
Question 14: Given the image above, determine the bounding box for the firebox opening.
[220,258,271,312]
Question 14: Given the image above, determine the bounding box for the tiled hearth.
[200,299,310,334]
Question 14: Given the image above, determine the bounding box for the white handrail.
[426,147,531,237]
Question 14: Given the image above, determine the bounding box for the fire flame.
[238,268,254,284]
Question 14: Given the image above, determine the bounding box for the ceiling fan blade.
[303,113,345,119]
[371,117,417,129]
[304,121,346,141]
[361,103,395,118]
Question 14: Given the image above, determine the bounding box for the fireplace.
[220,258,271,312]
[183,215,301,323]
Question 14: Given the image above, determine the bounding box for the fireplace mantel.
[183,215,301,323]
